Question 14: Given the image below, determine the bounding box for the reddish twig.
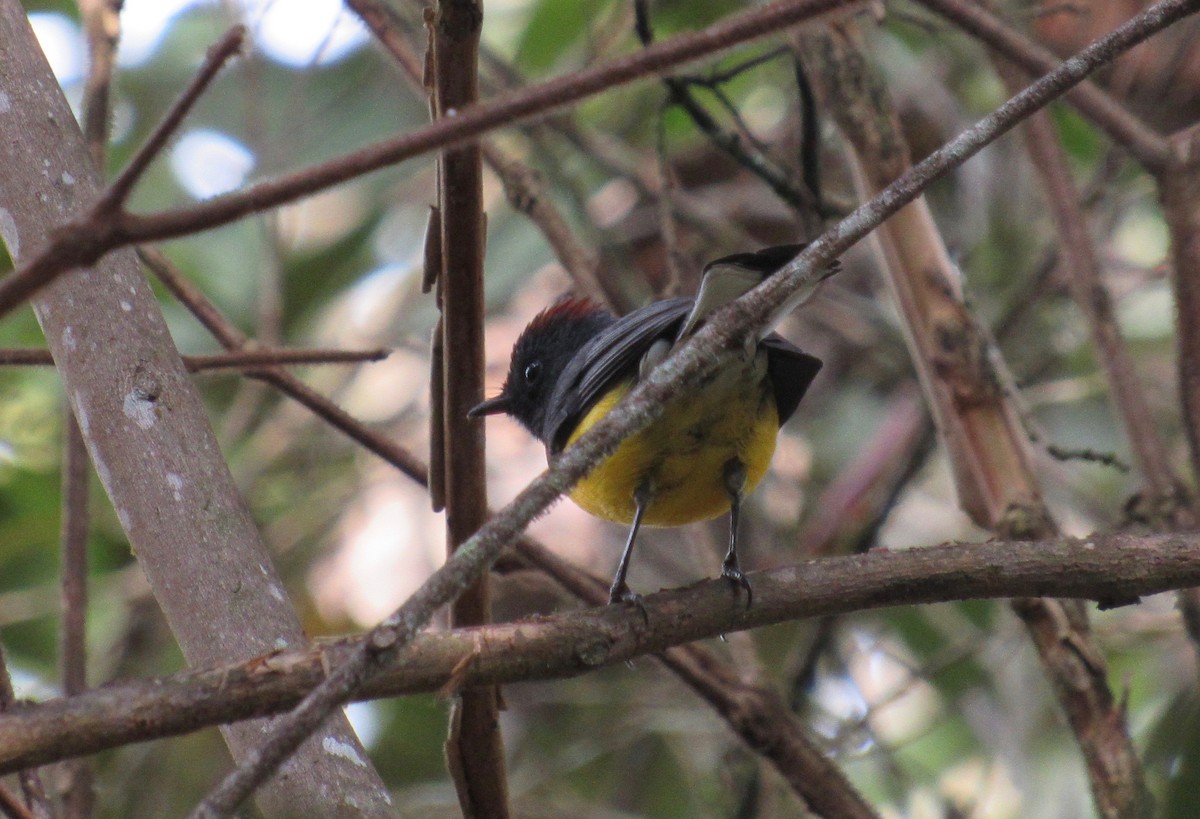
[0,785,36,819]
[0,347,390,371]
[799,384,931,558]
[97,26,246,211]
[427,0,512,814]
[59,412,92,819]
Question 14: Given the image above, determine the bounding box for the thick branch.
[4,531,1199,774]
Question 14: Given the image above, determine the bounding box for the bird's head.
[469,297,613,444]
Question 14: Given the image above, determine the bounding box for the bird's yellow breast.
[563,356,778,526]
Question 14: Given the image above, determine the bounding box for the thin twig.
[799,385,932,558]
[0,786,36,819]
[0,347,390,371]
[58,412,92,819]
[634,0,820,215]
[97,26,246,210]
[185,348,391,371]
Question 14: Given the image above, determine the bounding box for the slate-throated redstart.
[469,244,837,605]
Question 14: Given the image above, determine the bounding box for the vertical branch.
[1157,135,1200,663]
[58,414,92,819]
[79,0,121,172]
[797,20,1153,818]
[429,0,512,815]
[1157,133,1200,493]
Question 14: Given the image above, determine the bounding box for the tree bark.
[0,6,392,816]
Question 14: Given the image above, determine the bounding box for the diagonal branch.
[97,26,245,210]
[146,230,879,814]
[913,0,1174,171]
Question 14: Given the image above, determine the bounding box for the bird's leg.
[721,458,753,608]
[609,480,653,608]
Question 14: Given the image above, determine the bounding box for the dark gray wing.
[543,297,692,453]
[762,333,822,425]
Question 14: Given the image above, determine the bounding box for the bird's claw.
[721,561,753,609]
[609,583,649,624]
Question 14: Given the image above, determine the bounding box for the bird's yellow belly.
[564,364,778,526]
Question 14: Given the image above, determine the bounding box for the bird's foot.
[721,560,753,609]
[608,582,648,624]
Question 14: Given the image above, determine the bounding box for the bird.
[469,244,836,607]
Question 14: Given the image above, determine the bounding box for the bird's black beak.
[468,394,512,418]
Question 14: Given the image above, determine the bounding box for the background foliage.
[3,0,1199,816]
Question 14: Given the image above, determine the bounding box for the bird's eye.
[523,361,542,385]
